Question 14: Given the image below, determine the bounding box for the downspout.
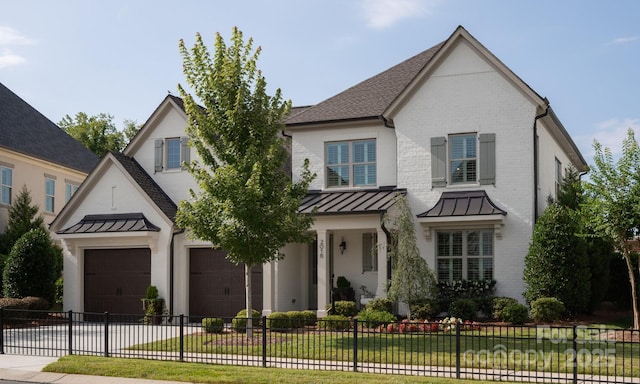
[169,227,185,317]
[533,107,549,224]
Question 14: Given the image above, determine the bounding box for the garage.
[84,248,151,315]
[189,248,262,320]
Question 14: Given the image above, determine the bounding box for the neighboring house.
[50,26,587,319]
[0,82,99,233]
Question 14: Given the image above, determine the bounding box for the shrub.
[0,297,27,309]
[530,297,565,323]
[475,296,494,318]
[411,302,437,320]
[21,296,50,310]
[202,317,224,333]
[358,309,396,328]
[318,315,351,331]
[502,303,529,325]
[231,309,261,332]
[268,312,291,331]
[366,298,393,313]
[448,298,478,320]
[328,300,357,317]
[492,297,519,321]
[54,277,63,306]
[300,310,317,326]
[145,285,159,300]
[3,228,57,304]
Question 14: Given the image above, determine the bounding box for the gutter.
[169,226,185,317]
[533,106,549,224]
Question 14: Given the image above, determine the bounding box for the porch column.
[261,261,274,316]
[376,228,388,298]
[316,230,330,317]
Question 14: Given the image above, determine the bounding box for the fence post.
[0,307,4,354]
[104,312,109,357]
[68,310,73,355]
[572,325,578,384]
[179,315,184,362]
[262,316,267,368]
[455,322,461,379]
[353,318,358,372]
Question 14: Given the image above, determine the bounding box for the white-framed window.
[326,139,376,188]
[555,158,562,198]
[362,232,378,272]
[449,134,477,184]
[45,177,55,213]
[436,230,494,282]
[154,137,190,172]
[1,166,12,205]
[65,182,79,203]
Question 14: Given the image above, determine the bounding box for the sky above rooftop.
[1,1,639,165]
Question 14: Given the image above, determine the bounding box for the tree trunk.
[245,263,253,338]
[623,249,640,329]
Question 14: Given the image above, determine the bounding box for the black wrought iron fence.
[1,308,639,383]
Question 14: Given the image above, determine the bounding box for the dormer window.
[326,139,376,188]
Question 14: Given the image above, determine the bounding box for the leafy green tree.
[59,112,126,157]
[586,128,640,329]
[3,228,57,305]
[176,28,315,335]
[122,119,141,144]
[523,203,590,314]
[0,185,44,255]
[385,194,437,320]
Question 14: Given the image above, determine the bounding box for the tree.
[122,119,142,144]
[59,112,126,157]
[385,194,437,320]
[3,228,57,305]
[0,185,44,255]
[586,128,640,329]
[523,203,590,314]
[176,28,315,335]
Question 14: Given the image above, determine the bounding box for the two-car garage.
[83,247,262,318]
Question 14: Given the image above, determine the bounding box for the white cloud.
[360,0,437,29]
[0,26,36,45]
[0,49,26,69]
[577,118,640,157]
[610,36,639,45]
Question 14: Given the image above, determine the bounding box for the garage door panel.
[189,248,262,320]
[84,248,151,315]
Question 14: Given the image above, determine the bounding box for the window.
[362,232,378,272]
[555,158,562,198]
[449,134,477,184]
[65,182,79,203]
[45,177,55,213]
[326,140,376,187]
[1,166,12,205]
[431,133,495,188]
[437,230,493,282]
[154,137,190,172]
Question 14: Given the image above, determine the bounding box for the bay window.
[437,229,494,282]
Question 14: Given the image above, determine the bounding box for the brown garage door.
[84,248,151,315]
[189,248,262,320]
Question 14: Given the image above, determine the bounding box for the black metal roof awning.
[57,213,160,234]
[417,190,507,218]
[299,188,406,215]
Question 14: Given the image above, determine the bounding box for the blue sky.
[2,1,639,164]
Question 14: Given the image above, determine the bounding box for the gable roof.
[0,82,99,173]
[286,42,444,127]
[110,151,178,222]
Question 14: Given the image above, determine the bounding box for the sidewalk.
[0,354,189,384]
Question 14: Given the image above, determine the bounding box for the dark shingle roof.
[417,190,506,218]
[0,82,99,173]
[57,213,160,234]
[110,152,178,222]
[299,188,406,215]
[286,42,445,126]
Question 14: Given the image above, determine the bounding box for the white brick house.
[50,26,586,319]
[263,26,586,316]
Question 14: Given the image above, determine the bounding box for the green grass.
[43,355,509,384]
[129,325,640,377]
